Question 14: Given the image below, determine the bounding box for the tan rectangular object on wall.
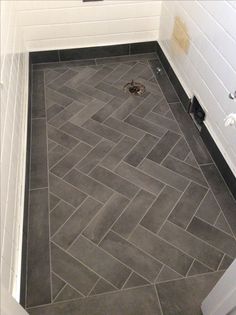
[172,16,190,54]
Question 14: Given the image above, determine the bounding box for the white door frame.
[1,286,29,315]
[201,260,236,315]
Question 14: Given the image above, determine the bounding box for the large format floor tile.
[25,53,236,314]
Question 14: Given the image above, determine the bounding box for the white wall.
[15,0,161,51]
[159,0,236,175]
[0,0,29,302]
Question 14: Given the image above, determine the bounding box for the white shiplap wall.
[16,0,161,51]
[159,0,236,175]
[0,0,28,301]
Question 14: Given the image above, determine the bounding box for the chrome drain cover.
[123,80,146,96]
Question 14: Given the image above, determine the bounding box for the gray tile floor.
[26,53,236,315]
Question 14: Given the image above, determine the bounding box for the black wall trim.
[30,41,157,64]
[20,54,32,307]
[156,42,191,111]
[200,124,236,200]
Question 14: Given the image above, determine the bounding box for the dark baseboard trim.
[200,124,236,200]
[155,42,191,112]
[30,41,157,64]
[20,54,32,307]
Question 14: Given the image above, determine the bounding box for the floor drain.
[123,80,146,96]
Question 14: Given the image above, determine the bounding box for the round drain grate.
[123,80,146,96]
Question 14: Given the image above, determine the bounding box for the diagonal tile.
[141,186,181,233]
[76,140,113,174]
[158,221,224,270]
[92,97,124,123]
[60,121,101,146]
[187,217,236,258]
[162,155,208,187]
[83,119,123,143]
[130,225,193,276]
[148,131,181,164]
[85,66,114,86]
[139,159,189,192]
[167,182,207,229]
[104,117,144,140]
[46,87,73,108]
[52,198,102,249]
[214,213,233,236]
[170,137,190,161]
[58,85,93,105]
[54,284,83,303]
[50,201,75,236]
[48,125,79,149]
[125,114,166,138]
[104,63,132,84]
[112,96,143,120]
[52,272,65,300]
[45,69,66,85]
[156,271,223,315]
[95,81,128,100]
[64,169,113,203]
[136,78,163,97]
[218,255,234,270]
[69,235,131,288]
[115,162,164,195]
[112,190,156,239]
[89,278,116,296]
[48,69,77,90]
[83,194,129,244]
[196,190,221,225]
[156,266,182,283]
[47,103,64,121]
[70,99,106,126]
[50,193,60,210]
[124,272,149,289]
[100,136,137,170]
[145,111,181,134]
[48,101,84,128]
[90,166,139,199]
[51,143,91,177]
[187,260,212,276]
[49,173,87,208]
[65,67,97,88]
[76,83,113,103]
[48,145,69,168]
[133,94,160,118]
[152,97,170,116]
[100,231,163,282]
[124,134,158,167]
[51,242,98,295]
[117,62,148,82]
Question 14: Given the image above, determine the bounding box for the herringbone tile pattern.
[27,55,236,313]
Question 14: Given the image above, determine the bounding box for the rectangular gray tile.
[50,143,91,177]
[117,62,147,82]
[32,70,46,118]
[187,217,236,258]
[162,156,208,187]
[50,201,75,236]
[30,119,48,189]
[145,111,181,134]
[130,225,193,276]
[90,166,139,199]
[139,159,189,192]
[48,124,79,149]
[112,96,143,121]
[70,99,106,126]
[92,97,125,123]
[66,67,97,88]
[100,136,136,170]
[60,121,101,146]
[47,103,64,121]
[141,186,181,233]
[85,66,114,86]
[201,164,236,236]
[83,194,129,244]
[95,81,128,100]
[52,198,103,249]
[133,94,159,118]
[48,101,84,128]
[28,285,162,315]
[124,134,158,167]
[64,169,113,203]
[46,87,73,108]
[115,162,164,195]
[104,117,144,141]
[104,63,132,84]
[152,97,170,116]
[51,243,98,295]
[58,85,93,105]
[76,140,113,174]
[112,190,156,238]
[48,145,69,168]
[168,182,207,229]
[69,235,131,288]
[76,83,113,103]
[136,78,163,97]
[196,190,221,225]
[83,119,123,143]
[48,69,77,90]
[125,114,166,138]
[27,188,51,307]
[169,137,190,160]
[49,173,87,208]
[147,131,181,164]
[159,221,224,270]
[100,231,162,282]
